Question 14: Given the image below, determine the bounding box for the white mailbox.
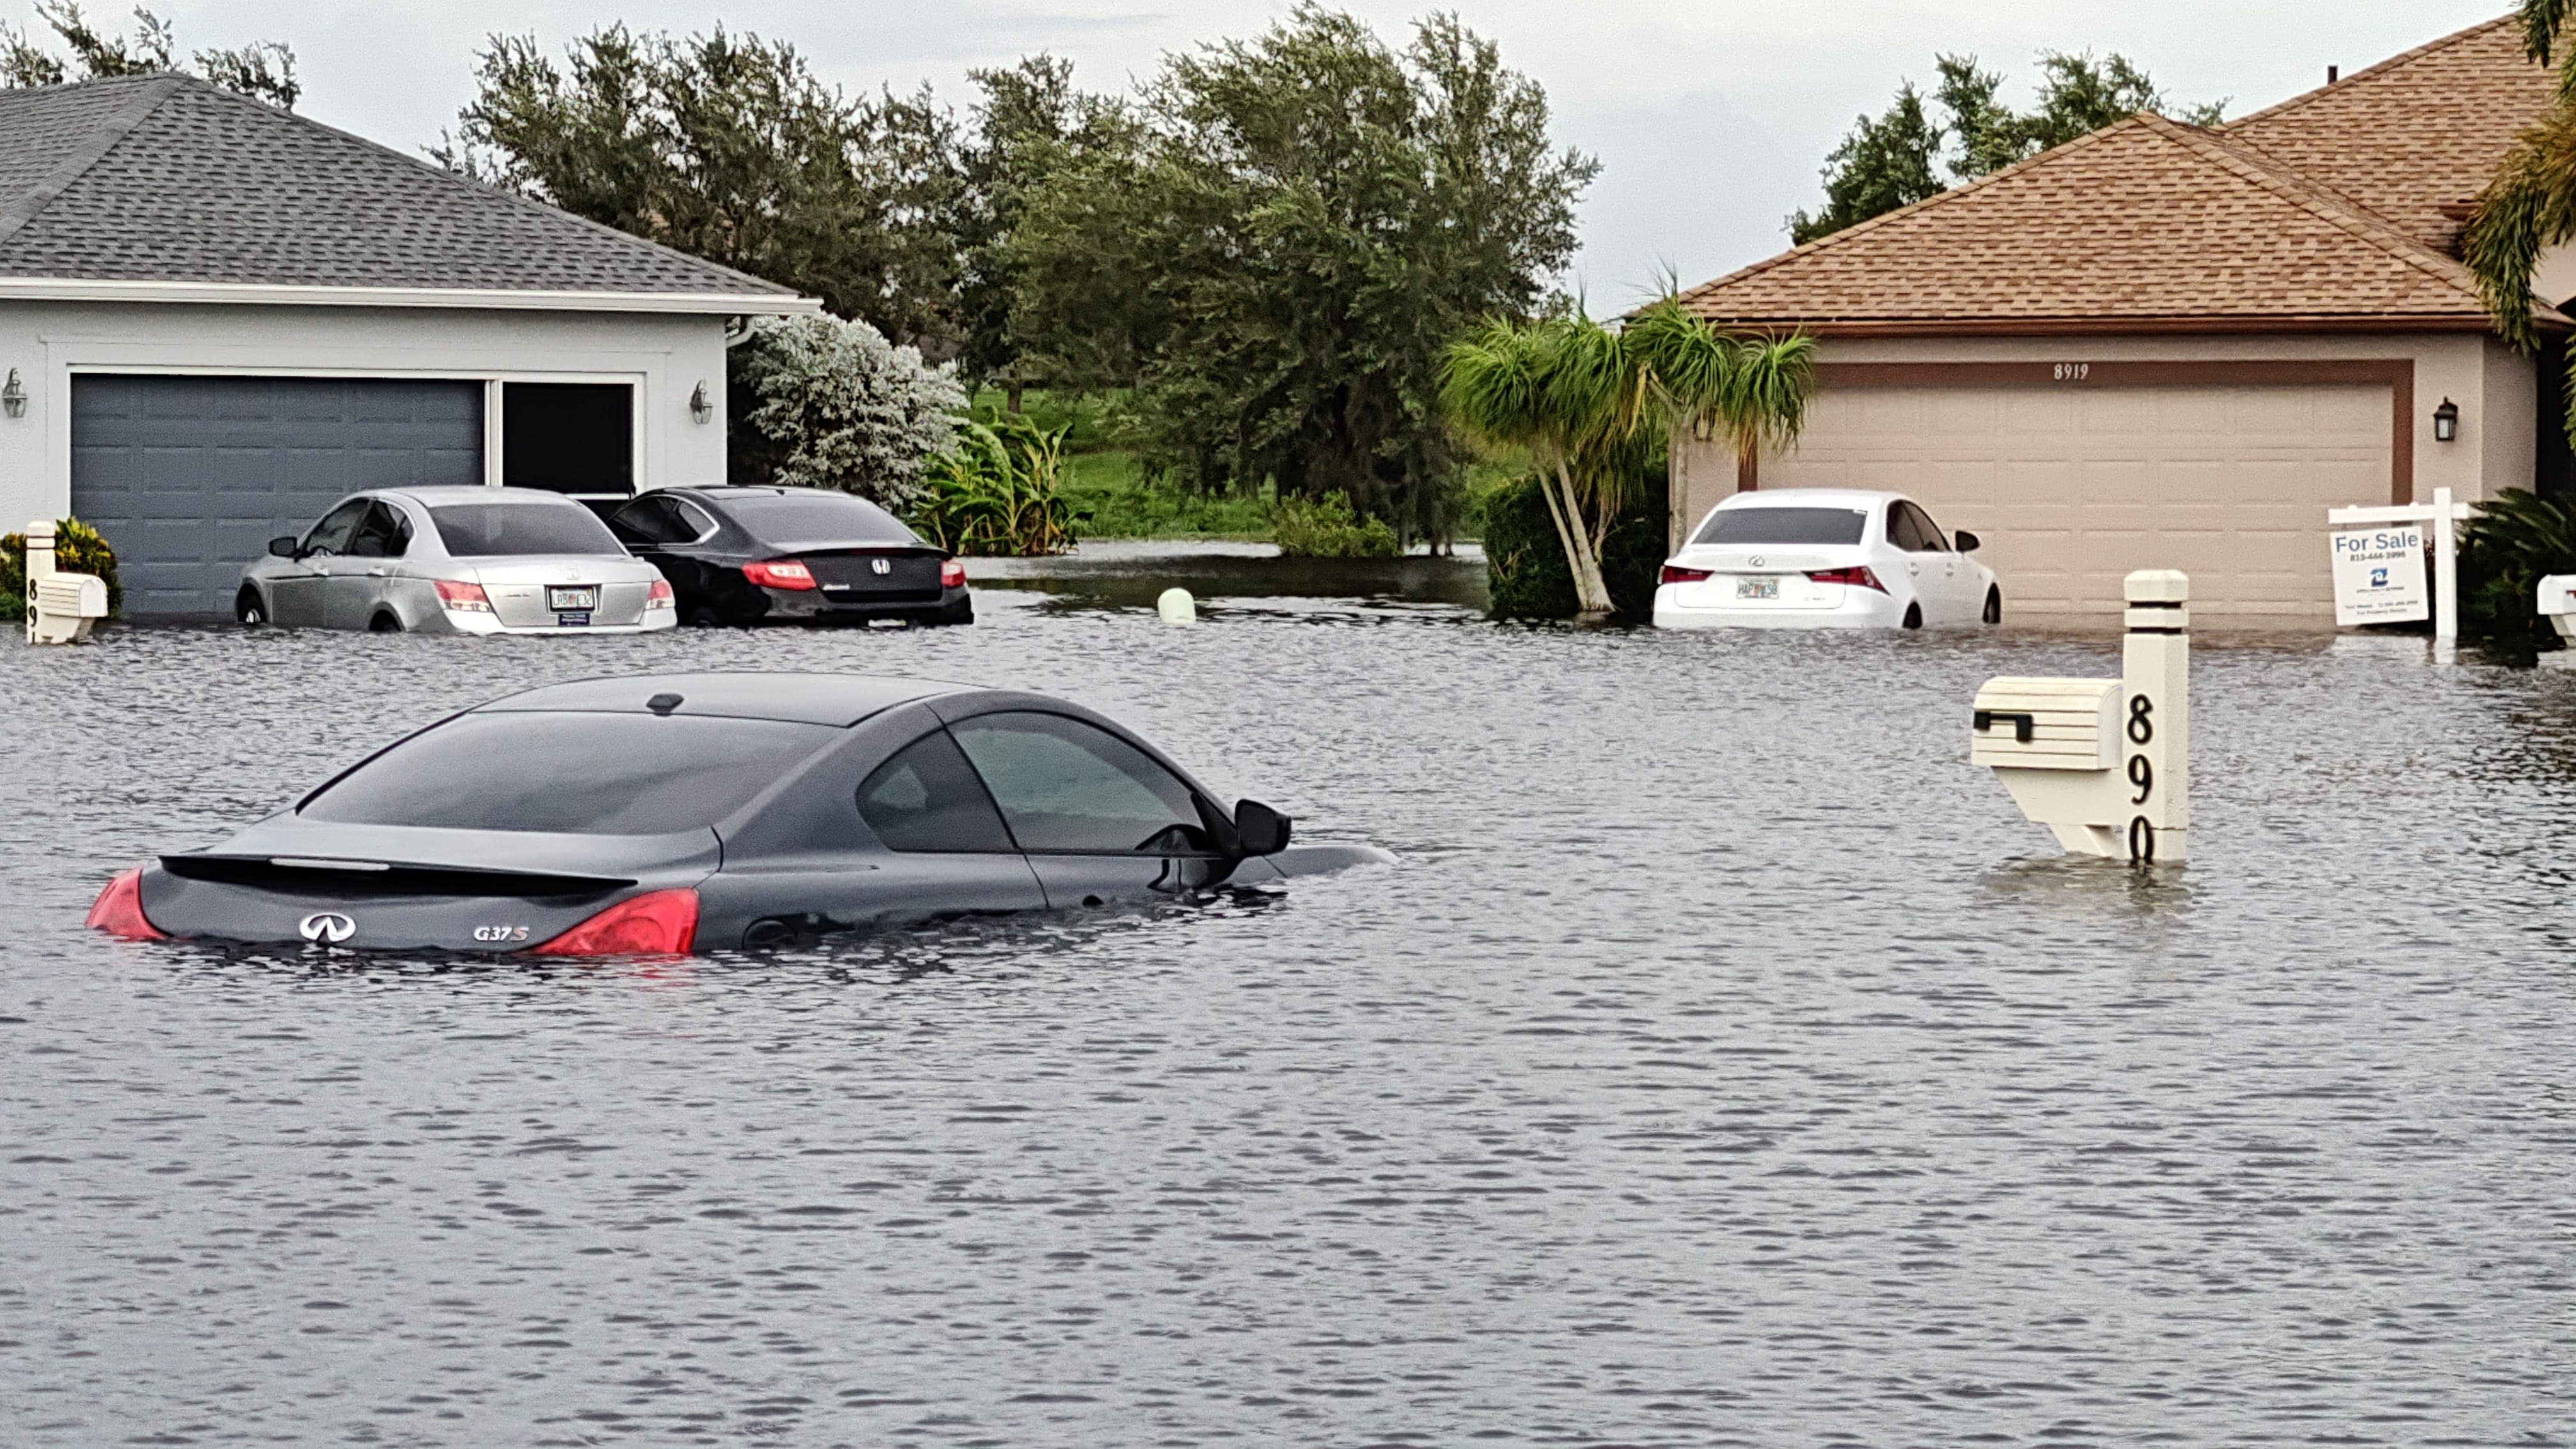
[22,518,111,645]
[1970,569,2189,863]
[2538,574,2576,643]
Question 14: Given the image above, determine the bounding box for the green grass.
[965,387,1530,544]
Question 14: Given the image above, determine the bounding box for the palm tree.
[1440,303,1815,615]
[2467,1,2576,371]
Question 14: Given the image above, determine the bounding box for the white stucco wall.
[1673,330,2535,544]
[0,300,734,530]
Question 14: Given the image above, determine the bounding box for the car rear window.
[1692,506,1870,546]
[430,502,626,557]
[302,712,836,834]
[726,492,919,545]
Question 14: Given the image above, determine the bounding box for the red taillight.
[1659,565,1713,585]
[527,888,699,957]
[434,578,493,611]
[85,866,167,940]
[939,558,967,590]
[645,578,675,608]
[742,558,816,590]
[1807,565,1887,593]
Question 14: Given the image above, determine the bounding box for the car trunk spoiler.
[160,854,635,900]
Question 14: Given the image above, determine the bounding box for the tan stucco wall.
[1672,332,2531,548]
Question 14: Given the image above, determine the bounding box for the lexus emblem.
[1750,555,1765,567]
[870,558,891,575]
[298,912,356,944]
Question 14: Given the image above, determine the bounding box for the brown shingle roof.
[2223,15,2554,252]
[1673,15,2565,337]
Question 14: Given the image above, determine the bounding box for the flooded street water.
[7,549,2576,1446]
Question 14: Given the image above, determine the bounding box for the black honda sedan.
[88,674,1388,955]
[606,486,972,627]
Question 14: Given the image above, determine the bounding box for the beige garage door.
[1761,384,2392,619]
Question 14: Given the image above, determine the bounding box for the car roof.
[1719,489,1898,509]
[383,486,591,507]
[474,673,968,727]
[656,485,854,501]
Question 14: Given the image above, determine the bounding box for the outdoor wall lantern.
[689,381,713,424]
[1,368,24,419]
[2434,397,2459,443]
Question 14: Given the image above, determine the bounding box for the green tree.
[1441,303,1815,616]
[955,56,1135,404]
[440,25,964,353]
[2467,0,2576,435]
[1,1,297,108]
[1006,6,1596,543]
[1786,84,1943,244]
[1790,49,2224,243]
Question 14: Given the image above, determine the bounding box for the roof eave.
[1679,312,2515,338]
[0,275,820,315]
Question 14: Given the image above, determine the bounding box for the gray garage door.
[72,375,484,616]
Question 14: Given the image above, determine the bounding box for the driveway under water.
[6,547,2576,1446]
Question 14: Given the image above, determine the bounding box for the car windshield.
[726,493,919,544]
[301,712,836,834]
[1693,506,1870,546]
[429,502,625,557]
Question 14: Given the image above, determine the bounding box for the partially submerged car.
[238,487,675,634]
[1654,489,2000,630]
[87,673,1389,955]
[606,486,972,627]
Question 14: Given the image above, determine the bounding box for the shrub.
[1271,491,1399,558]
[2460,487,2576,654]
[1,518,121,622]
[1479,463,1669,621]
[913,414,1077,556]
[728,314,965,512]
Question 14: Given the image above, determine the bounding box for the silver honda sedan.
[236,487,676,634]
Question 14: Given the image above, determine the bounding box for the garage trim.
[1741,359,2416,505]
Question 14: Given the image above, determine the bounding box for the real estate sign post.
[2327,487,2470,641]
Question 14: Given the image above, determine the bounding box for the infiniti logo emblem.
[298,912,356,944]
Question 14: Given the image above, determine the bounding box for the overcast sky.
[116,1,2514,303]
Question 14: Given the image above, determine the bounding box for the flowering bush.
[728,314,965,512]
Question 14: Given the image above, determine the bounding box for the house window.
[502,381,634,498]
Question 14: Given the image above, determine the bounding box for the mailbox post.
[1970,569,2189,863]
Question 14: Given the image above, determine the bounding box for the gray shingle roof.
[0,74,797,300]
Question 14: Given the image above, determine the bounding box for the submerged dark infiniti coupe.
[88,674,1389,954]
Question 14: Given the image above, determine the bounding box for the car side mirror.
[1232,799,1292,856]
[1954,530,1982,553]
[268,535,299,558]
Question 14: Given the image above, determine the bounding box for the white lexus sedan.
[1653,489,2000,630]
[237,487,676,634]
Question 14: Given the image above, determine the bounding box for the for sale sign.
[2330,525,2429,625]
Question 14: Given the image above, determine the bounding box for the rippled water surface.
[9,555,2576,1446]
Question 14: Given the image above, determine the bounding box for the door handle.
[367,569,388,577]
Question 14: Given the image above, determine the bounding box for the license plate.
[555,611,592,627]
[548,586,599,610]
[1736,576,1781,600]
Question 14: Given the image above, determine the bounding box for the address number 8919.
[2053,363,2091,381]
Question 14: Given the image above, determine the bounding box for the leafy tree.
[1786,84,1943,244]
[1441,303,1814,616]
[727,314,965,512]
[2470,3,2576,379]
[0,1,297,108]
[440,26,964,353]
[954,56,1135,404]
[1006,6,1596,542]
[1790,49,2224,242]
